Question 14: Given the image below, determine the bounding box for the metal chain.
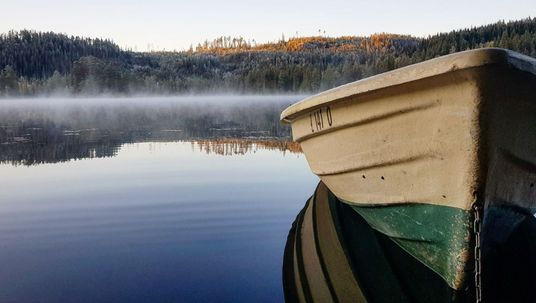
[472,194,482,303]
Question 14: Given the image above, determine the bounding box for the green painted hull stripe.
[340,200,473,290]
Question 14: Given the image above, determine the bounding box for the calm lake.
[0,96,318,303]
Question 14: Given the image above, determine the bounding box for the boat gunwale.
[281,48,536,123]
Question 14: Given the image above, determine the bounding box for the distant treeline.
[1,18,536,96]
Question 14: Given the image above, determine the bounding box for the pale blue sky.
[1,0,534,51]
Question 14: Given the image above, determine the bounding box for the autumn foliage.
[194,33,412,55]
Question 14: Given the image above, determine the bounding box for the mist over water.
[0,95,305,136]
[0,95,306,165]
[0,95,317,303]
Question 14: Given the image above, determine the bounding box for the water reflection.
[0,96,301,165]
[0,136,301,166]
[283,183,536,303]
[0,139,122,166]
[193,139,301,156]
[0,141,318,303]
[0,96,315,302]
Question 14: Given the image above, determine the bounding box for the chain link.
[472,194,482,303]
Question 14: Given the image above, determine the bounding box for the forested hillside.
[1,18,535,96]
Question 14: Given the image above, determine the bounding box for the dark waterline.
[0,141,317,303]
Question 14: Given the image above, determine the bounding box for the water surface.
[0,140,317,302]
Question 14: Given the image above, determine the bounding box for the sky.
[1,0,535,52]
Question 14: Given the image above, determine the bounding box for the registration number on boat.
[309,106,333,133]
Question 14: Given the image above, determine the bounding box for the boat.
[281,48,536,298]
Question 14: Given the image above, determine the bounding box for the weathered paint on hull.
[290,74,482,209]
[346,201,472,289]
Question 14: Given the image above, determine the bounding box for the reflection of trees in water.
[0,100,300,165]
[193,138,301,156]
[0,126,134,166]
[0,131,301,166]
[0,137,300,166]
[0,140,121,166]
